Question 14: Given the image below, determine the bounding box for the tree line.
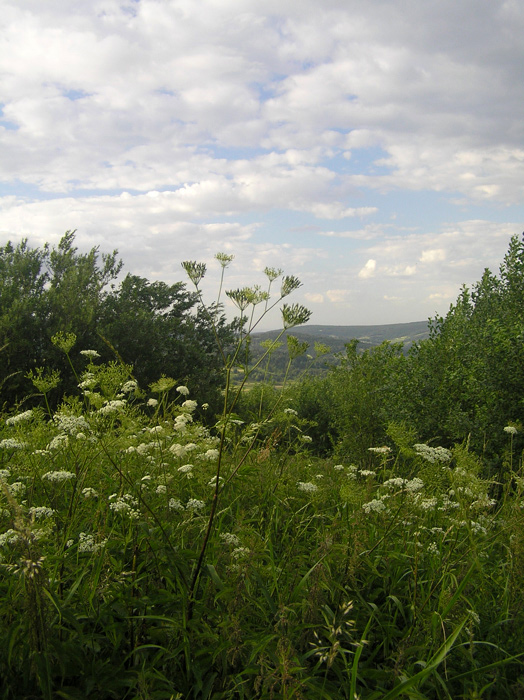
[0,231,234,412]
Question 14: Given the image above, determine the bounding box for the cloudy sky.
[1,0,523,329]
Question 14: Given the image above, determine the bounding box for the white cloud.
[358,259,376,279]
[420,249,446,263]
[326,289,350,303]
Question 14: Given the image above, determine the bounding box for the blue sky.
[1,0,523,329]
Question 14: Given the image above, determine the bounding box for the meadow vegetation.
[1,234,524,698]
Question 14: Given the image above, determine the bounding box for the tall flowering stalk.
[181,255,311,616]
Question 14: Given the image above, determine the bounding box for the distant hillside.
[246,321,430,381]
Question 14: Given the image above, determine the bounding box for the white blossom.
[5,410,33,426]
[42,470,76,483]
[176,385,190,396]
[297,481,318,493]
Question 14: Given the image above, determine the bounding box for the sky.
[1,0,523,330]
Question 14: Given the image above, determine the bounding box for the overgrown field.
[1,349,524,699]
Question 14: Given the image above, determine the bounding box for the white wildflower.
[156,484,167,495]
[406,477,424,493]
[182,399,198,412]
[0,438,27,450]
[231,547,250,560]
[176,385,190,396]
[168,498,184,511]
[368,446,391,454]
[48,434,69,450]
[6,410,33,426]
[121,380,138,394]
[78,532,107,553]
[203,448,219,462]
[186,498,205,512]
[359,469,376,477]
[8,482,26,497]
[362,498,387,514]
[413,444,452,463]
[220,532,241,546]
[284,408,298,415]
[169,443,187,458]
[504,426,518,435]
[178,464,193,474]
[208,475,224,487]
[149,425,163,434]
[82,487,99,498]
[333,464,344,471]
[297,481,318,493]
[28,506,55,520]
[147,398,158,407]
[98,400,126,415]
[54,413,89,435]
[80,350,100,358]
[42,470,76,483]
[0,469,10,479]
[0,529,20,547]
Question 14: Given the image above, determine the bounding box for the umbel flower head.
[281,303,312,329]
[181,260,206,286]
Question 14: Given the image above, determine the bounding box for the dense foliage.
[0,232,234,413]
[1,233,524,698]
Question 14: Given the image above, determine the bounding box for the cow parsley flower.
[42,470,76,483]
[362,498,387,513]
[504,426,518,435]
[297,481,318,493]
[176,385,190,396]
[80,350,100,358]
[5,410,33,426]
[0,438,27,450]
[186,498,205,512]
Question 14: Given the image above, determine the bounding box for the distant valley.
[248,320,430,380]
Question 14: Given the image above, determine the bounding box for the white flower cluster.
[182,399,198,412]
[109,493,140,519]
[362,498,387,514]
[82,487,99,499]
[28,506,55,520]
[220,532,241,546]
[202,448,219,462]
[147,398,158,407]
[176,385,190,396]
[413,444,452,464]
[0,438,27,450]
[297,481,318,493]
[8,481,26,497]
[0,529,20,547]
[78,532,108,553]
[5,410,33,426]
[284,408,298,416]
[48,434,69,450]
[0,469,10,480]
[504,426,518,435]
[368,446,391,454]
[80,350,100,358]
[54,413,90,436]
[169,443,187,458]
[186,498,205,512]
[121,380,138,394]
[42,470,76,483]
[98,400,126,415]
[231,546,250,560]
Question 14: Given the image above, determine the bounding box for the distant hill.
[245,321,430,381]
